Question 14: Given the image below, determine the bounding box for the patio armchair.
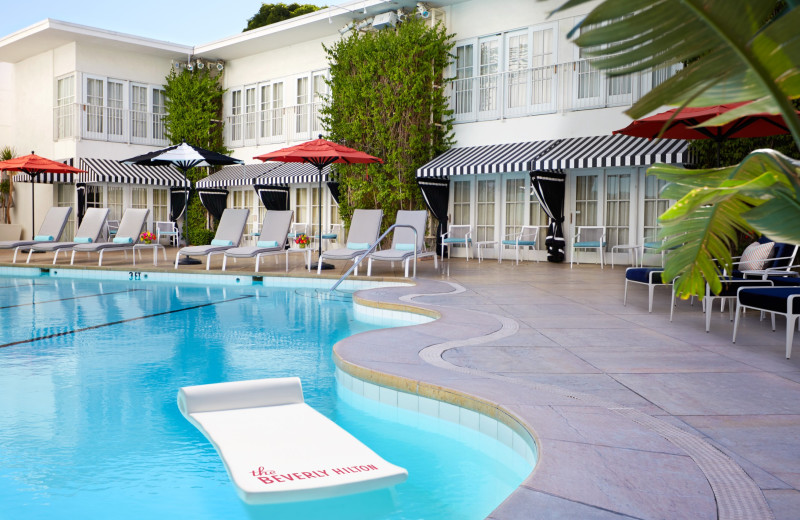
[733,285,800,359]
[441,224,472,261]
[155,220,179,247]
[624,267,675,317]
[571,226,606,268]
[499,225,538,264]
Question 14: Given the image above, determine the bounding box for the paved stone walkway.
[4,247,799,519]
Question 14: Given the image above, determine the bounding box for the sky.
[1,0,342,46]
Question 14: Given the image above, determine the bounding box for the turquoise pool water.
[0,275,531,519]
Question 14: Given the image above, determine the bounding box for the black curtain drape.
[198,188,228,222]
[76,183,86,225]
[170,187,190,222]
[254,184,290,211]
[417,178,450,257]
[530,170,566,263]
[326,181,340,204]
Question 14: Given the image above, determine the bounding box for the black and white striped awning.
[12,158,77,183]
[195,162,284,188]
[259,163,332,185]
[416,135,689,178]
[532,134,689,170]
[416,140,560,178]
[78,158,190,187]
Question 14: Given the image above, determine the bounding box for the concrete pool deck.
[3,247,799,519]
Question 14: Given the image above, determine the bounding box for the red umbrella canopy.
[253,137,382,168]
[613,102,798,142]
[0,153,86,176]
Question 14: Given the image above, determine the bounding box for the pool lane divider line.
[0,289,148,310]
[0,295,255,349]
[0,282,50,290]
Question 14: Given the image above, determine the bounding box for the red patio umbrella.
[0,152,85,238]
[614,102,800,165]
[254,136,383,269]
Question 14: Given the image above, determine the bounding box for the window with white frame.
[294,186,320,237]
[453,43,474,116]
[643,175,670,244]
[260,84,271,139]
[131,84,148,139]
[152,88,166,140]
[56,184,76,241]
[245,86,257,141]
[107,187,123,221]
[231,189,257,234]
[605,173,631,249]
[271,82,284,137]
[131,187,147,209]
[56,75,75,139]
[312,72,328,133]
[505,178,526,239]
[451,180,470,226]
[296,76,309,134]
[107,80,125,138]
[575,175,599,227]
[230,89,242,141]
[478,36,500,115]
[153,188,169,222]
[476,179,496,242]
[86,77,105,134]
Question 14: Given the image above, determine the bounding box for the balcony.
[450,59,680,123]
[53,104,169,147]
[225,102,325,148]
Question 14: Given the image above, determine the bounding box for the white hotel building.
[0,0,685,264]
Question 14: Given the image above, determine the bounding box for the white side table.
[475,241,498,263]
[611,244,641,268]
[133,243,167,266]
[284,247,312,272]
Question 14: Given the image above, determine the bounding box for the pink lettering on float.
[251,464,380,485]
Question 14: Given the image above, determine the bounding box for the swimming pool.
[0,273,532,519]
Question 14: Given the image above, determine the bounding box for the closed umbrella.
[0,152,85,238]
[254,136,383,269]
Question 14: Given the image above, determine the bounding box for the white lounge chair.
[70,208,149,266]
[178,377,407,505]
[24,208,110,264]
[1,206,72,263]
[174,208,250,270]
[222,210,294,271]
[317,209,383,274]
[367,210,437,277]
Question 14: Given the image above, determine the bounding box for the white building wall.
[0,63,14,146]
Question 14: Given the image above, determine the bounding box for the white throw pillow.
[739,242,774,271]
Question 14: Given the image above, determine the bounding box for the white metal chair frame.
[441,225,473,261]
[155,221,179,247]
[499,225,539,264]
[571,226,607,269]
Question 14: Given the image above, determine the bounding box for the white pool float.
[177,377,408,505]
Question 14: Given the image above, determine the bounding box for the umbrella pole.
[177,168,201,265]
[318,166,334,270]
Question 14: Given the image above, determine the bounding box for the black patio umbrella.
[122,142,243,263]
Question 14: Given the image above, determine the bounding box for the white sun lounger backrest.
[37,207,72,240]
[76,208,110,242]
[214,209,250,245]
[345,209,383,247]
[115,209,150,242]
[390,210,427,251]
[258,210,294,248]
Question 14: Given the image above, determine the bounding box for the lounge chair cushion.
[113,236,134,244]
[34,235,54,241]
[211,239,235,247]
[766,276,800,287]
[625,268,665,284]
[739,242,774,270]
[739,287,800,314]
[395,243,415,251]
[504,240,536,246]
[347,242,369,250]
[257,240,279,248]
[74,237,93,243]
[575,241,605,248]
[442,237,471,244]
[769,242,796,269]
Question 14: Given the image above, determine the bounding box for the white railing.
[53,104,169,147]
[451,59,680,123]
[226,102,325,148]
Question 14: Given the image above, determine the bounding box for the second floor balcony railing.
[450,58,680,123]
[226,102,325,148]
[53,103,169,147]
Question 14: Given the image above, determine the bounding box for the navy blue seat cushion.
[739,287,800,314]
[766,275,800,287]
[715,278,773,296]
[625,268,664,284]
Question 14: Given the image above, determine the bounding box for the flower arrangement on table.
[140,231,156,244]
[295,233,310,248]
